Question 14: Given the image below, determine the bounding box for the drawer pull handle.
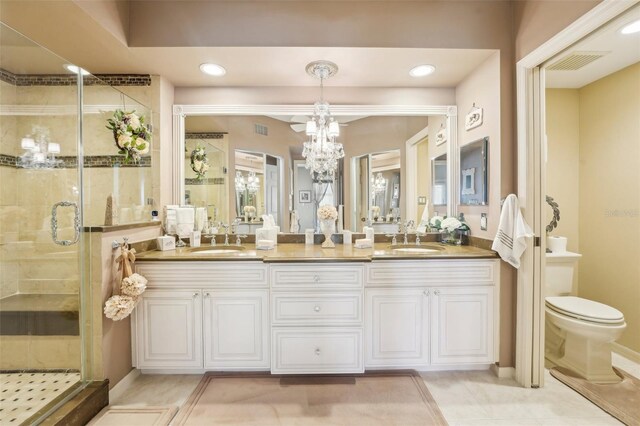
[313,275,320,282]
[314,305,321,312]
[204,292,210,298]
[424,290,430,297]
[193,292,199,298]
[315,348,321,356]
[434,290,440,296]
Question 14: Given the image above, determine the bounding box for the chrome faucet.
[403,220,415,245]
[235,234,247,246]
[221,223,230,246]
[386,233,398,246]
[415,231,425,246]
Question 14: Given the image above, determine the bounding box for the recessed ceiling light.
[64,64,90,75]
[621,19,640,35]
[200,63,226,76]
[409,64,436,77]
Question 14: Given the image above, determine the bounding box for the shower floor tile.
[0,371,80,425]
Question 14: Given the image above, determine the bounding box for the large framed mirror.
[234,149,284,234]
[174,106,457,235]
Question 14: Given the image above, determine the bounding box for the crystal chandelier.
[371,172,387,195]
[235,170,260,194]
[246,171,260,194]
[18,125,62,169]
[302,61,344,181]
[234,171,246,192]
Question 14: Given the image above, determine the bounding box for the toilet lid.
[546,296,625,324]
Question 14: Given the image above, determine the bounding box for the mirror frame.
[172,105,459,228]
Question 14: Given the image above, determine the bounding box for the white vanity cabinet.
[132,262,269,371]
[365,259,499,369]
[269,263,365,374]
[134,289,203,369]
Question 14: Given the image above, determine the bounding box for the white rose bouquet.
[317,205,338,221]
[190,145,209,179]
[107,109,151,163]
[430,215,470,245]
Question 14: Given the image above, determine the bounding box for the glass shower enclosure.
[0,23,152,424]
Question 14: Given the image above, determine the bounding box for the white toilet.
[545,251,626,383]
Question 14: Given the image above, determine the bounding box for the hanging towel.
[492,194,534,268]
[195,207,207,232]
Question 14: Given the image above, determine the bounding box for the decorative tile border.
[0,154,16,167]
[185,177,225,185]
[185,132,227,139]
[0,154,151,169]
[0,68,151,87]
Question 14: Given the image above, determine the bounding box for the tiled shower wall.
[0,75,158,299]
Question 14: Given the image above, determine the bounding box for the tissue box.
[157,236,175,251]
[256,228,278,245]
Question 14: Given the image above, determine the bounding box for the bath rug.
[89,406,177,426]
[173,371,448,425]
[550,366,640,425]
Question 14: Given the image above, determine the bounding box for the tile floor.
[100,353,638,426]
[0,371,80,425]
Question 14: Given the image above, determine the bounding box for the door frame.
[515,0,638,388]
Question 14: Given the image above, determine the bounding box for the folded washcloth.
[492,194,533,268]
[354,238,373,249]
[256,239,275,250]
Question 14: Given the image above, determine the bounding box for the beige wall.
[513,0,603,61]
[578,63,640,353]
[545,89,581,254]
[456,52,502,240]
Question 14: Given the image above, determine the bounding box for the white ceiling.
[546,3,640,89]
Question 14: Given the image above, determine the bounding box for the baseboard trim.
[108,369,140,403]
[612,343,640,364]
[491,363,515,379]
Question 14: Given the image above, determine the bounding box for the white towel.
[176,207,195,225]
[492,194,534,268]
[195,207,207,232]
[290,210,300,233]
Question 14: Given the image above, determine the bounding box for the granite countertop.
[135,242,497,262]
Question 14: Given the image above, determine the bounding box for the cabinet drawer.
[272,327,363,374]
[271,264,363,290]
[366,260,497,287]
[136,262,267,288]
[272,293,362,325]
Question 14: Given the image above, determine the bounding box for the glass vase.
[319,218,336,248]
[441,229,462,245]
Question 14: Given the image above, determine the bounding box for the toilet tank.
[545,252,582,296]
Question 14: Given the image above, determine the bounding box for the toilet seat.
[546,296,624,325]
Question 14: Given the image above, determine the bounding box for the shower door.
[0,23,87,425]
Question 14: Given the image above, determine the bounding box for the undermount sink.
[189,246,246,254]
[389,244,444,254]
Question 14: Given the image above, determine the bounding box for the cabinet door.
[431,287,494,364]
[136,289,202,369]
[365,289,429,367]
[203,290,269,369]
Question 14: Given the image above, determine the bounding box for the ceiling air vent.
[547,51,608,71]
[254,123,268,136]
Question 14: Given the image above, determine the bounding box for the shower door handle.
[51,201,81,246]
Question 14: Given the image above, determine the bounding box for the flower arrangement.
[429,214,470,245]
[243,205,256,221]
[106,110,151,163]
[317,205,338,221]
[190,145,209,179]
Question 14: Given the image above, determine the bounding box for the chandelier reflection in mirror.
[234,170,260,194]
[18,125,62,169]
[371,172,387,195]
[302,61,344,182]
